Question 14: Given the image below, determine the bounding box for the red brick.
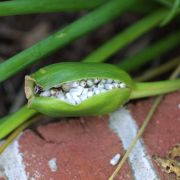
[1,92,179,179]
[129,91,180,180]
[19,116,133,179]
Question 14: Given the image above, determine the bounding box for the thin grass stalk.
[0,0,136,82]
[83,9,168,63]
[135,57,180,81]
[0,116,39,154]
[0,0,106,16]
[155,0,180,10]
[118,30,180,72]
[160,0,180,25]
[0,78,180,139]
[0,106,37,139]
[109,63,180,180]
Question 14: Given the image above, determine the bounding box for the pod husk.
[25,62,133,117]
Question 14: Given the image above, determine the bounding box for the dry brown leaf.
[169,144,180,159]
[153,144,180,179]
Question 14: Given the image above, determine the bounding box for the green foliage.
[83,9,168,63]
[0,0,135,82]
[0,0,106,16]
[160,0,180,25]
[0,0,180,140]
[118,30,180,72]
[25,62,132,117]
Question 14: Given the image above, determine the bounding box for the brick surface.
[129,92,180,180]
[0,91,179,179]
[19,116,133,180]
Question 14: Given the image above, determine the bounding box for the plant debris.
[153,144,180,179]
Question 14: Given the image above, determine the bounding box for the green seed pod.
[25,62,133,117]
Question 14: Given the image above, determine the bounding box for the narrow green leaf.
[0,0,106,16]
[83,9,168,63]
[161,0,180,25]
[118,30,180,72]
[0,0,136,82]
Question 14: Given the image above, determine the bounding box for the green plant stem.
[129,1,158,14]
[118,30,180,72]
[0,106,37,139]
[0,116,39,154]
[0,78,179,139]
[83,9,168,63]
[155,0,180,11]
[155,0,174,7]
[0,0,135,83]
[130,79,180,99]
[135,57,180,81]
[10,0,156,14]
[160,0,180,25]
[0,0,106,16]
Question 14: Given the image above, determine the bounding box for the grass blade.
[0,106,37,139]
[0,0,106,16]
[0,0,135,83]
[83,9,168,63]
[160,0,180,25]
[118,30,180,72]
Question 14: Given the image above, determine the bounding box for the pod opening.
[34,78,128,105]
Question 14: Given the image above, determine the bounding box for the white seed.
[80,94,88,101]
[69,88,78,94]
[50,89,57,96]
[104,84,114,90]
[71,81,79,88]
[65,93,76,105]
[82,88,88,95]
[97,83,104,88]
[94,88,101,95]
[113,83,119,88]
[87,91,93,97]
[80,80,86,87]
[93,78,100,84]
[119,82,126,88]
[77,86,84,94]
[100,79,106,83]
[88,87,94,91]
[56,91,65,100]
[71,94,81,104]
[65,92,71,99]
[40,90,50,97]
[39,78,124,104]
[87,79,94,87]
[70,87,83,96]
[110,153,121,166]
[107,79,113,83]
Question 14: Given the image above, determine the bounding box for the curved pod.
[25,62,133,117]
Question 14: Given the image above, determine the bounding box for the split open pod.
[0,62,179,139]
[25,62,134,117]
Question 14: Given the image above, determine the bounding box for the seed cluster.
[34,78,127,105]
